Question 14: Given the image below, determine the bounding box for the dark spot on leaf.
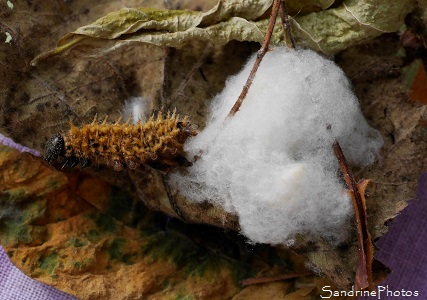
[20,92,30,103]
[93,213,117,233]
[334,265,344,275]
[336,241,350,251]
[36,103,44,112]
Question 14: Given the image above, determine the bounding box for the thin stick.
[227,0,282,117]
[333,141,373,290]
[162,174,187,221]
[279,0,295,49]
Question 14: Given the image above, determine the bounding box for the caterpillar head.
[44,133,65,163]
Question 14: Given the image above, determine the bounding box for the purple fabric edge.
[358,173,427,299]
[0,134,41,157]
[0,248,77,300]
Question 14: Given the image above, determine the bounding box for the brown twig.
[279,0,295,49]
[226,0,373,290]
[162,174,188,221]
[227,0,282,117]
[333,141,373,290]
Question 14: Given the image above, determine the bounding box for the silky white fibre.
[170,48,383,245]
[123,96,149,124]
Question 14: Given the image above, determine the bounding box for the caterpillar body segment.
[44,111,197,172]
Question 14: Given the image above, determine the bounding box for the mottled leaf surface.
[31,0,415,65]
[0,144,345,300]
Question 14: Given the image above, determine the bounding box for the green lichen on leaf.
[1,188,27,203]
[73,261,84,270]
[0,195,46,247]
[68,237,87,248]
[139,226,262,285]
[91,212,118,234]
[85,229,101,242]
[107,238,135,265]
[38,252,59,275]
[174,294,196,300]
[141,230,205,268]
[0,221,32,246]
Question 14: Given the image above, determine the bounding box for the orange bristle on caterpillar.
[44,110,197,171]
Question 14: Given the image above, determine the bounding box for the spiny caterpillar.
[44,111,197,171]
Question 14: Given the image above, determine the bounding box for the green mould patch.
[86,229,101,242]
[68,237,87,248]
[174,294,196,300]
[141,230,210,271]
[0,220,32,246]
[141,231,196,267]
[37,252,59,275]
[107,238,135,265]
[141,228,263,284]
[140,225,260,281]
[106,187,134,223]
[73,261,83,270]
[23,198,46,223]
[91,213,118,233]
[2,188,27,203]
[73,258,94,271]
[46,179,63,192]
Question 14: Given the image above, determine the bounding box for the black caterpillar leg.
[61,156,79,169]
[81,158,91,168]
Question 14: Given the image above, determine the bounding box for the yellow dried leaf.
[31,0,416,65]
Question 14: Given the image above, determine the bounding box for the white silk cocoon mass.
[170,48,383,245]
